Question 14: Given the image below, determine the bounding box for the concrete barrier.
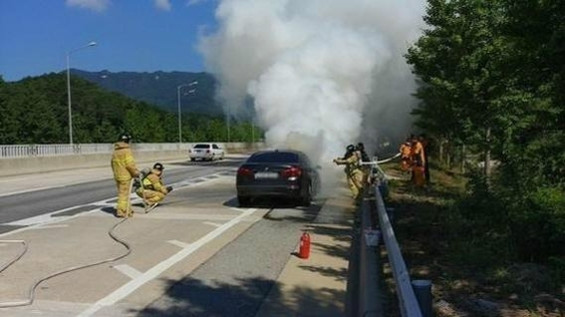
[0,142,264,176]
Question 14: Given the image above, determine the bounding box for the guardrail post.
[412,280,433,317]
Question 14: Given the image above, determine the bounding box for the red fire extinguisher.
[298,231,311,259]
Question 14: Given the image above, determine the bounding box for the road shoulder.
[256,191,355,317]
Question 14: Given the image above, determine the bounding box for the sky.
[0,0,218,82]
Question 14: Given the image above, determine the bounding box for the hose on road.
[0,181,134,309]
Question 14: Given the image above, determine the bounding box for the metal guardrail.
[356,192,383,317]
[374,185,424,317]
[0,143,257,159]
[355,159,425,317]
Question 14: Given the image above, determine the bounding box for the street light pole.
[251,120,255,143]
[177,81,198,144]
[66,41,96,145]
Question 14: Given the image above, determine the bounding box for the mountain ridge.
[71,69,223,116]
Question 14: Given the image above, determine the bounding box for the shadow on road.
[133,275,345,317]
[127,193,350,317]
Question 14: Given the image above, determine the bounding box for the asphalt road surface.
[0,158,244,227]
[0,157,332,317]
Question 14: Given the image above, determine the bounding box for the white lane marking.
[6,204,100,227]
[0,185,67,198]
[0,164,200,198]
[77,208,258,317]
[29,224,69,230]
[113,264,143,279]
[137,214,236,221]
[230,207,251,213]
[167,240,191,249]
[4,172,233,228]
[203,221,222,228]
[0,207,107,238]
[1,171,237,238]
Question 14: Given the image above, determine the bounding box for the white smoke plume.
[199,0,425,191]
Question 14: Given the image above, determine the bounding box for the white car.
[189,143,225,161]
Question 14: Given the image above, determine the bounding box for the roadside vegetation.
[0,73,262,144]
[383,161,563,316]
[396,0,564,314]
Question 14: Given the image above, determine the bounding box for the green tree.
[407,0,565,263]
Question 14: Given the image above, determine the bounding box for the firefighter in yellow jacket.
[136,162,172,207]
[111,133,140,218]
[333,144,364,200]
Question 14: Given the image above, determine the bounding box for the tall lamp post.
[177,81,198,144]
[66,41,97,145]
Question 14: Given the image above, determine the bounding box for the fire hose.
[0,181,135,308]
[358,152,401,165]
[359,153,401,181]
[376,152,401,164]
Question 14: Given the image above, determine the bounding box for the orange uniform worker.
[411,135,426,187]
[399,138,412,172]
[136,162,172,208]
[111,133,140,218]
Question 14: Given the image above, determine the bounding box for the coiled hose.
[0,181,134,308]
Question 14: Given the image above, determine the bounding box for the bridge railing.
[0,143,255,159]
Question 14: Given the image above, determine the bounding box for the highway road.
[0,156,349,316]
[0,158,244,227]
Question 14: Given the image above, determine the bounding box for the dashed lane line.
[167,240,191,249]
[3,172,232,229]
[112,264,143,280]
[203,221,223,228]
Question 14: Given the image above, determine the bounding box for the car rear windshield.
[194,144,210,149]
[248,152,299,163]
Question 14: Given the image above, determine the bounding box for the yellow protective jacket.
[111,142,138,181]
[335,152,362,176]
[142,170,168,194]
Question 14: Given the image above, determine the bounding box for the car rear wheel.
[300,183,313,206]
[190,158,196,162]
[238,196,251,207]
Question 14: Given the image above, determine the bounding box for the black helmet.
[356,142,365,150]
[118,132,132,143]
[153,162,164,171]
[346,144,355,152]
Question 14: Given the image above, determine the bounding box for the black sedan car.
[236,150,320,206]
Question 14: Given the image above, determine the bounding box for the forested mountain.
[0,73,261,144]
[71,70,221,115]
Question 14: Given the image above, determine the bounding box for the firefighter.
[333,144,364,201]
[111,133,140,218]
[411,135,426,187]
[136,162,173,208]
[356,142,371,186]
[399,138,412,173]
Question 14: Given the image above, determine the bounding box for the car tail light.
[281,166,302,180]
[237,167,253,177]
